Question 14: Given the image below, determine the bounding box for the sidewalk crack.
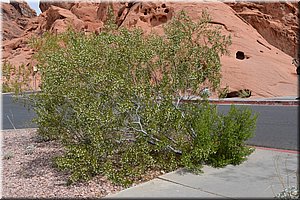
[157,177,236,199]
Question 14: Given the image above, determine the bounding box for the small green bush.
[2,61,33,94]
[27,10,256,186]
[207,105,257,167]
[218,85,229,98]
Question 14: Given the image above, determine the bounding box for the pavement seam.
[157,176,236,199]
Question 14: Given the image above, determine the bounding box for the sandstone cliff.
[227,2,298,58]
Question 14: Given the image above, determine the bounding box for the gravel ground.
[2,128,124,198]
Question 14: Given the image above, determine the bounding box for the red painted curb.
[252,146,299,154]
[209,100,299,106]
[181,99,299,106]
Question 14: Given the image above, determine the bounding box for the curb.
[182,99,299,106]
[3,93,298,105]
[252,146,299,154]
[208,99,299,106]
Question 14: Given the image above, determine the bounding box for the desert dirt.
[2,128,123,198]
[2,128,166,198]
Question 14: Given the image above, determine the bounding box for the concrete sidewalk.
[106,147,298,198]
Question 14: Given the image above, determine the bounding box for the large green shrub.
[28,10,257,186]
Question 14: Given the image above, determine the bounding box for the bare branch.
[175,95,196,138]
[130,100,182,154]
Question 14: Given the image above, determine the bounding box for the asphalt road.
[2,93,37,130]
[1,94,298,150]
[217,105,298,151]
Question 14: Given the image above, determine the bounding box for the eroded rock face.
[132,2,173,27]
[116,2,174,35]
[1,1,298,97]
[39,0,75,12]
[227,2,298,58]
[1,1,36,40]
[39,5,85,34]
[1,0,37,83]
[166,2,297,98]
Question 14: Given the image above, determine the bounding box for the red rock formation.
[118,2,174,35]
[227,2,298,58]
[39,0,75,12]
[166,2,297,98]
[1,0,36,41]
[1,1,298,97]
[1,1,38,69]
[39,5,85,34]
